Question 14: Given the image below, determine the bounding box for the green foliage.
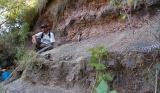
[88,46,108,59]
[108,90,117,93]
[97,73,113,82]
[0,0,38,69]
[88,46,117,93]
[0,0,38,30]
[108,0,144,23]
[120,13,126,23]
[110,0,138,8]
[21,50,35,70]
[108,0,119,8]
[4,23,28,55]
[0,22,30,69]
[88,46,108,70]
[134,0,138,9]
[95,80,108,93]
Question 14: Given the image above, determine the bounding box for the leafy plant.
[109,0,140,9]
[88,46,117,93]
[120,13,127,23]
[108,0,146,24]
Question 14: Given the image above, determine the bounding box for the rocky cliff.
[1,0,160,93]
[32,0,160,45]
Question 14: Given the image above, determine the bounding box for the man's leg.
[36,44,53,54]
[46,44,53,50]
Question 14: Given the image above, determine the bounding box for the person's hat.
[41,24,48,28]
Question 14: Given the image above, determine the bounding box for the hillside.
[1,0,160,93]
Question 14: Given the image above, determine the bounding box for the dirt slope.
[2,13,160,93]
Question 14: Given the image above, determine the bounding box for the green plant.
[12,23,35,70]
[21,50,36,70]
[88,46,117,93]
[0,0,38,30]
[1,23,29,59]
[108,0,140,9]
[0,22,32,71]
[15,23,29,61]
[0,0,38,69]
[108,0,146,29]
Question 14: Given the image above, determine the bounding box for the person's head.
[41,24,48,33]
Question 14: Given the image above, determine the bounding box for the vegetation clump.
[0,0,38,70]
[88,46,117,93]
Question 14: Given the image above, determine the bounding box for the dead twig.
[154,68,158,93]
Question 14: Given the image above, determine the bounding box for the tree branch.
[0,19,9,27]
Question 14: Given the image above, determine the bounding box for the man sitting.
[32,24,55,53]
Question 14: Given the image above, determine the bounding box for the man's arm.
[50,32,55,45]
[32,32,43,45]
[32,34,37,45]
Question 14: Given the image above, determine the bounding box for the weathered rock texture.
[32,0,160,45]
[3,48,160,93]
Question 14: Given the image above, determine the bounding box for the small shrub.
[88,46,117,93]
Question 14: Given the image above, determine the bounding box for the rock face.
[32,0,160,45]
[2,0,160,93]
[3,46,160,93]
